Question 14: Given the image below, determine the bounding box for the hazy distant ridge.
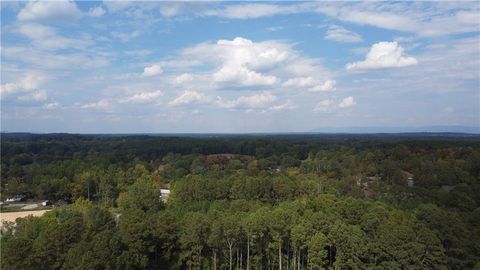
[311,126,480,134]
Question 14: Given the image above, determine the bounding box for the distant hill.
[310,126,480,134]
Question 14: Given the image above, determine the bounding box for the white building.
[160,188,170,201]
[41,200,51,206]
[407,177,414,188]
[6,195,26,202]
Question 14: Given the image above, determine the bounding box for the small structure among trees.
[402,171,415,188]
[160,188,170,201]
[5,195,26,203]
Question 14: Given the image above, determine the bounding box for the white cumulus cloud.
[312,80,337,92]
[339,96,356,108]
[346,41,418,70]
[283,77,336,92]
[313,99,335,112]
[1,73,45,95]
[142,64,163,77]
[79,100,111,110]
[18,0,82,21]
[314,96,356,112]
[214,66,277,86]
[0,72,48,100]
[122,90,163,104]
[179,37,333,89]
[175,73,194,84]
[169,90,207,106]
[269,100,296,111]
[283,76,316,88]
[216,92,277,110]
[212,37,286,86]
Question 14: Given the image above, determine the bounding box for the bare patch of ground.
[0,209,50,224]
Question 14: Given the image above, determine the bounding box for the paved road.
[21,203,39,210]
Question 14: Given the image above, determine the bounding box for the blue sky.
[1,1,479,133]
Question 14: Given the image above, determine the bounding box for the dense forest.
[1,133,479,270]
